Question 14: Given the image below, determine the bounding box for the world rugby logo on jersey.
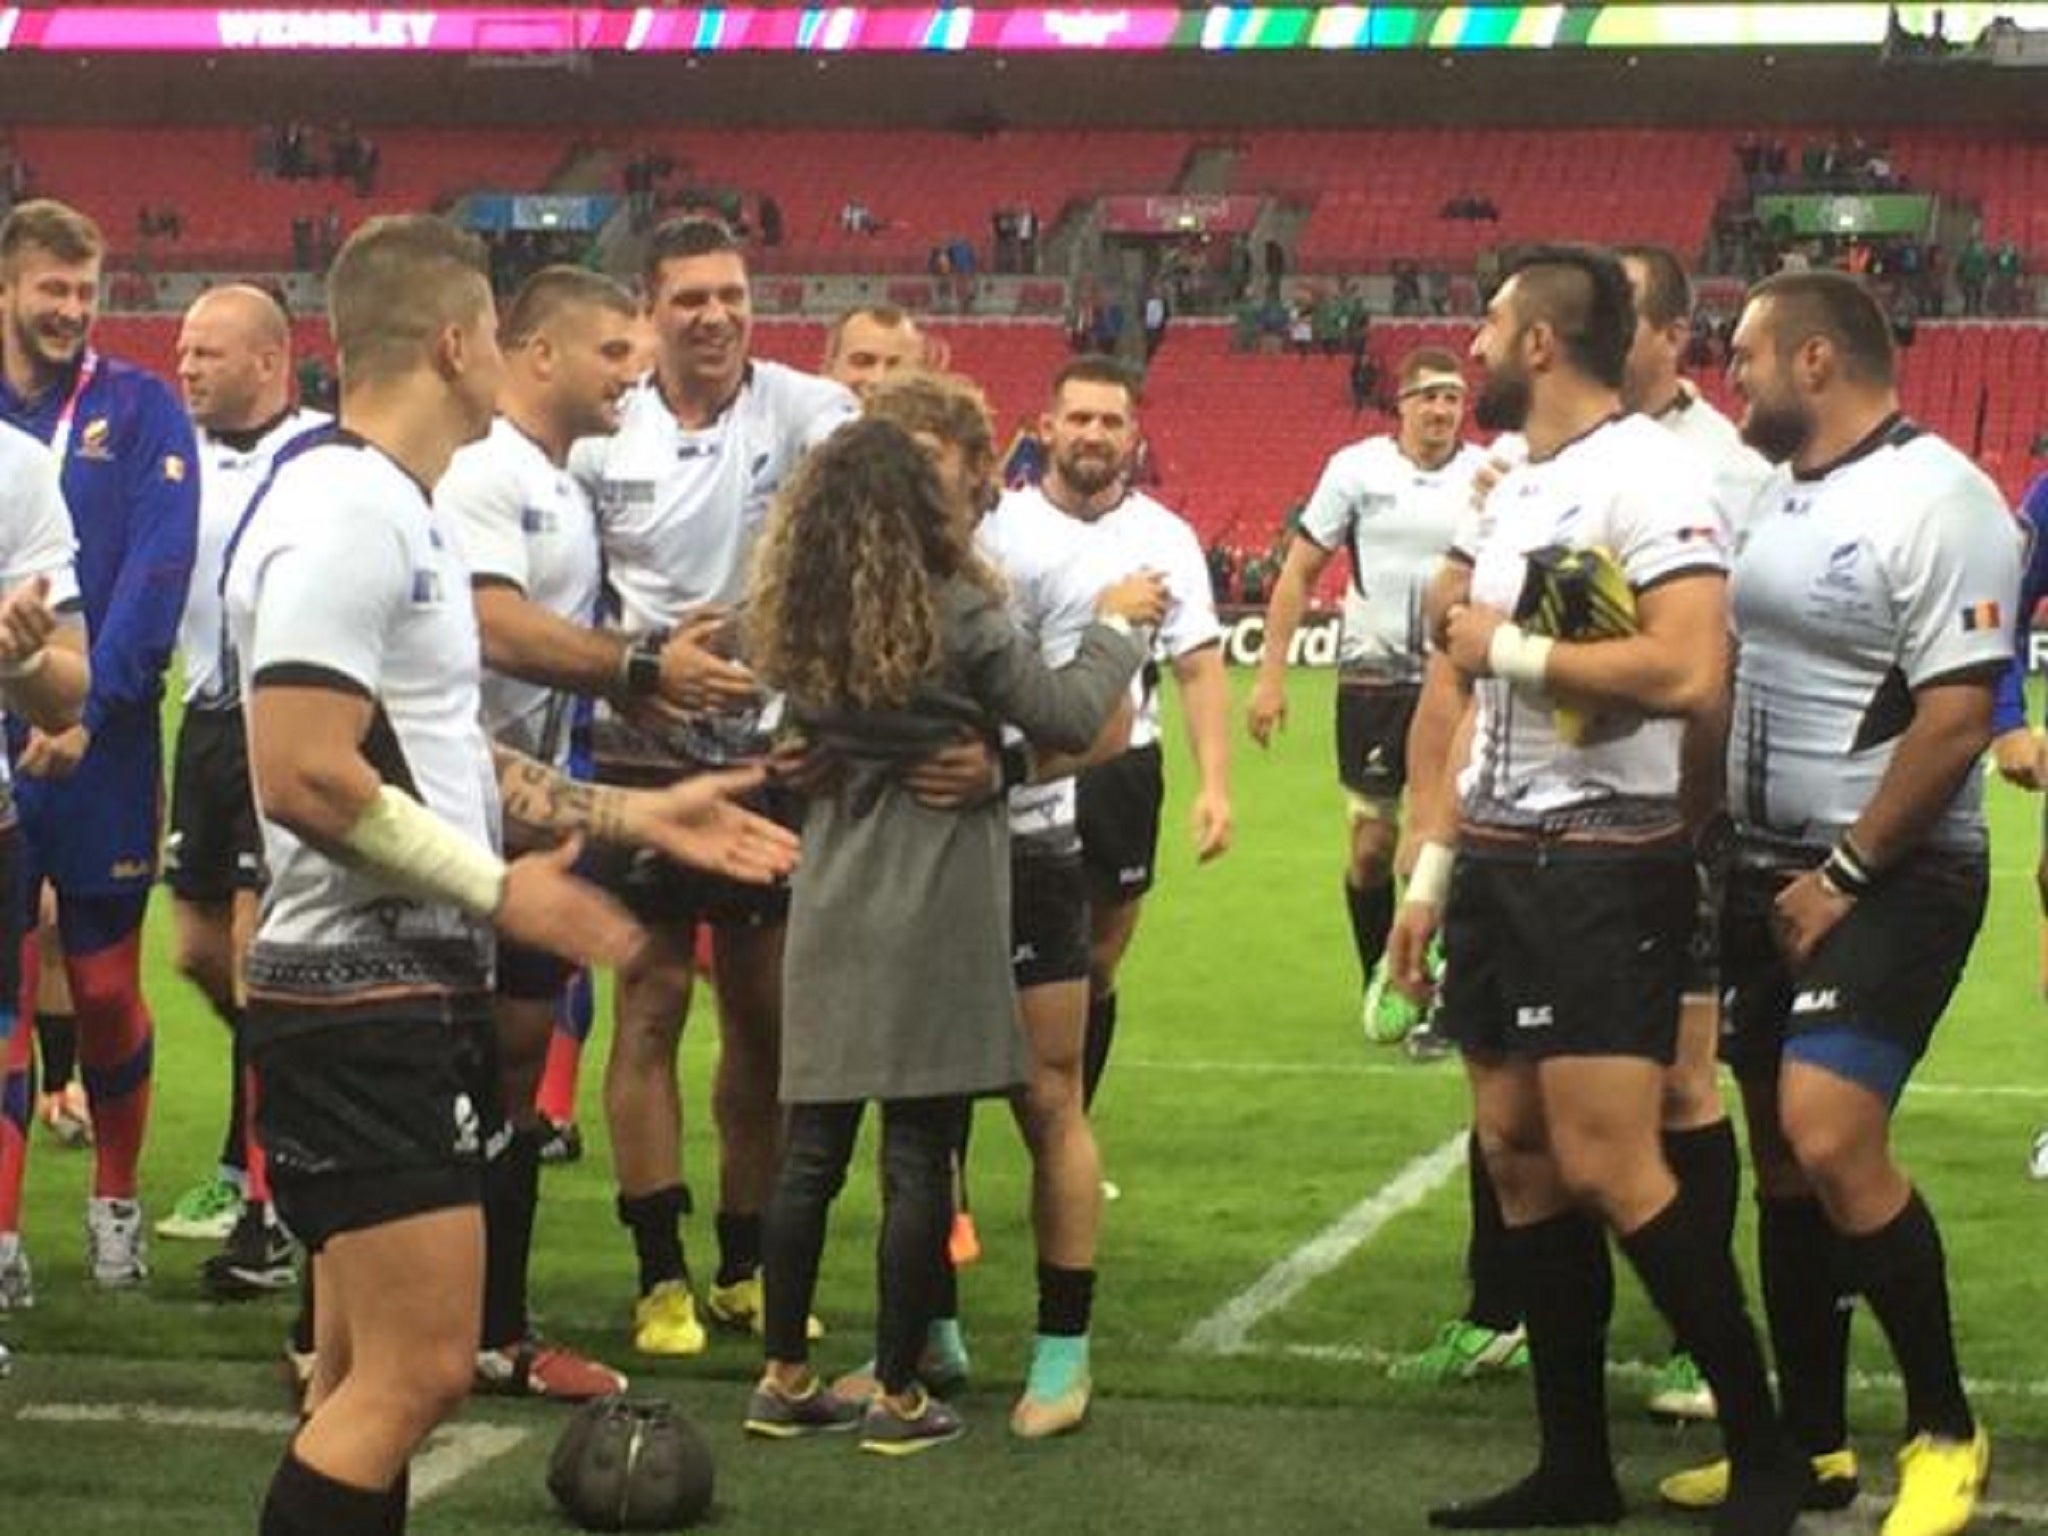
[1818,540,1864,593]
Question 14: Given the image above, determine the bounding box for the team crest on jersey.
[162,453,187,483]
[77,418,112,460]
[1818,541,1864,593]
[412,569,444,604]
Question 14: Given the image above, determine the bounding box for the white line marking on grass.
[1123,1058,2048,1101]
[13,1403,529,1507]
[411,1423,531,1503]
[19,1403,297,1432]
[1178,1131,1468,1356]
[1239,1342,2048,1405]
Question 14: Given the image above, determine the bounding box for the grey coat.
[779,575,1143,1104]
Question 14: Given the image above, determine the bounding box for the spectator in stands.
[1994,241,2026,316]
[1091,294,1125,354]
[1143,287,1170,360]
[841,199,877,236]
[1016,204,1039,272]
[1067,290,1096,354]
[1228,238,1254,304]
[1340,282,1371,353]
[289,215,314,273]
[759,195,783,249]
[1957,235,1990,316]
[1392,262,1423,317]
[320,206,343,268]
[1348,349,1381,415]
[1424,268,1451,316]
[991,208,1018,273]
[1920,241,1948,317]
[1287,298,1314,357]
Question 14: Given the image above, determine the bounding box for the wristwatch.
[619,628,670,699]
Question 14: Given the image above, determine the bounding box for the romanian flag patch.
[1960,600,2003,632]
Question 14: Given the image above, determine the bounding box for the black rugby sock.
[715,1211,763,1288]
[1619,1192,1788,1467]
[1661,1119,1740,1351]
[1758,1196,1851,1455]
[480,1125,543,1350]
[616,1185,690,1296]
[1841,1190,1974,1442]
[34,1011,77,1094]
[1346,876,1397,987]
[259,1448,389,1536]
[1465,1137,1521,1332]
[1431,1212,1617,1529]
[220,1007,249,1177]
[1036,1262,1096,1337]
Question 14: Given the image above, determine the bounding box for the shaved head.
[177,282,295,431]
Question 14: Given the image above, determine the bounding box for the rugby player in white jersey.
[1658,270,2014,1536]
[1246,347,1485,1045]
[1027,356,1232,1114]
[158,286,327,1303]
[821,304,942,400]
[572,216,857,1356]
[1389,244,1803,1535]
[223,213,797,1536]
[1618,243,1775,1423]
[0,417,91,1322]
[434,265,644,1402]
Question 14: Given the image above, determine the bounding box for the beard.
[4,309,83,382]
[1471,369,1531,433]
[1740,396,1812,464]
[1054,447,1121,497]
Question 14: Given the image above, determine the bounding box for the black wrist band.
[1822,840,1875,899]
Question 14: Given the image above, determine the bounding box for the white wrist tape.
[1487,622,1554,687]
[1407,841,1455,907]
[0,649,47,681]
[340,783,507,918]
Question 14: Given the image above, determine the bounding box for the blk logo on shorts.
[1515,1004,1554,1030]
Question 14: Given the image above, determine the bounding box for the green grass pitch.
[6,670,2048,1533]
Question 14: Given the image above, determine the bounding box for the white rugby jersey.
[571,361,857,632]
[1453,413,1726,830]
[1029,485,1219,749]
[1729,419,2020,854]
[179,407,328,708]
[437,418,601,769]
[1299,437,1489,684]
[1653,386,1773,543]
[980,488,1127,844]
[0,418,84,829]
[226,434,500,1001]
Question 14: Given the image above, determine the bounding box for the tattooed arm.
[491,746,801,885]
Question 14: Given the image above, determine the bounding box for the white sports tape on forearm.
[1407,841,1456,907]
[1487,623,1554,688]
[340,783,507,918]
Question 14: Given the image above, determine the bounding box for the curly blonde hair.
[748,416,999,712]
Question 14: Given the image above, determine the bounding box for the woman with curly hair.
[741,414,1162,1453]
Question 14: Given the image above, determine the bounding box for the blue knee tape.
[1784,1026,1914,1108]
